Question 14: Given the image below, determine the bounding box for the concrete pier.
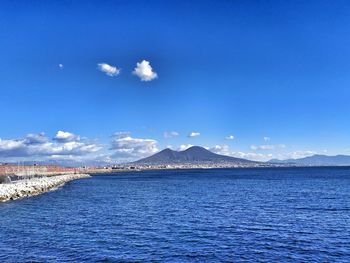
[0,174,91,202]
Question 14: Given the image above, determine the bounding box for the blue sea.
[1,167,350,262]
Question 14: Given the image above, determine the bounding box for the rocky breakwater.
[0,174,91,202]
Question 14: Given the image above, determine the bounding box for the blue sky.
[1,0,350,163]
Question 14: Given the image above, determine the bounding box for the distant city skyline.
[1,0,350,164]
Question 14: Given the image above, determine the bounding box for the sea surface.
[0,167,350,262]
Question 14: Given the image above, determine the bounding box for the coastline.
[0,173,91,202]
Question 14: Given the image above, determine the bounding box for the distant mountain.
[134,146,257,165]
[269,154,350,166]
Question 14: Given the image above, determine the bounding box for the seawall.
[0,174,91,202]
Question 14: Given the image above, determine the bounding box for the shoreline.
[0,173,91,202]
[91,164,350,175]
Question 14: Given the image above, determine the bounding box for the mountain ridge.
[269,154,350,166]
[133,146,257,165]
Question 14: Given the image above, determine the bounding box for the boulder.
[0,175,11,184]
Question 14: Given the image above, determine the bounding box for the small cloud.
[58,64,64,69]
[251,144,286,151]
[225,135,235,140]
[164,131,179,138]
[188,132,200,138]
[264,137,270,142]
[98,63,120,77]
[133,60,158,81]
[54,131,79,142]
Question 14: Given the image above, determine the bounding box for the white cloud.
[25,133,48,144]
[206,144,273,161]
[178,144,194,151]
[98,63,120,77]
[264,137,270,142]
[0,139,23,153]
[54,131,79,142]
[0,132,101,158]
[206,145,271,161]
[225,135,235,140]
[113,131,131,139]
[164,131,179,138]
[133,60,158,81]
[250,145,258,150]
[110,133,158,159]
[209,145,231,156]
[45,152,114,165]
[188,132,200,138]
[250,144,286,151]
[232,151,273,161]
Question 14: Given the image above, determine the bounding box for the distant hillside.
[134,146,257,165]
[269,154,350,166]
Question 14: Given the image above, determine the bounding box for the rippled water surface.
[1,167,350,262]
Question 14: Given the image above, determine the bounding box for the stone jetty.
[0,174,91,202]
